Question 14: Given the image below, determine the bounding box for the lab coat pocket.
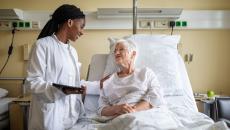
[41,102,54,112]
[70,95,81,117]
[41,103,57,129]
[65,96,81,127]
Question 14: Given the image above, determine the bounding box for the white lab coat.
[25,35,85,130]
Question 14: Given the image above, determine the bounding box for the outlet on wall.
[139,20,153,28]
[31,21,40,29]
[0,21,11,30]
[154,20,169,28]
[0,21,40,30]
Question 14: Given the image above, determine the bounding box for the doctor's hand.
[114,103,136,115]
[62,86,86,95]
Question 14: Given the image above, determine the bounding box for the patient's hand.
[101,103,136,116]
[131,101,152,112]
[115,103,136,115]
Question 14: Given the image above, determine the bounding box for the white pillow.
[103,37,120,76]
[0,88,8,98]
[103,34,183,96]
[81,80,100,95]
[80,80,101,114]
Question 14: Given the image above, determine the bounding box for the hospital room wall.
[0,0,230,96]
[76,30,230,96]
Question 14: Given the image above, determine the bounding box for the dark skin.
[55,18,85,44]
[54,18,86,95]
[62,86,86,95]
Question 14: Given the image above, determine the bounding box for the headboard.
[87,54,108,81]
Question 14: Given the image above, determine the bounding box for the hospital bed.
[70,34,228,130]
[83,54,197,114]
[0,88,16,130]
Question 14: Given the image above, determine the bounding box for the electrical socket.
[0,21,40,30]
[32,21,40,29]
[139,20,153,28]
[154,20,169,28]
[0,21,11,30]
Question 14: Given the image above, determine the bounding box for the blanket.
[70,105,228,130]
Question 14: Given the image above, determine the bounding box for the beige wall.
[0,0,230,96]
[1,0,230,10]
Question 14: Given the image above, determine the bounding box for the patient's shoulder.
[137,67,157,79]
[138,67,155,74]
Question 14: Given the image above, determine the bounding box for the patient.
[98,39,165,117]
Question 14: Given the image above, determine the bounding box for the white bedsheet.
[73,53,228,130]
[70,104,228,130]
[164,95,197,112]
[0,97,16,130]
[0,98,15,114]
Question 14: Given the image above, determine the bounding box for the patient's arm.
[141,69,165,107]
[100,74,111,89]
[133,100,153,112]
[101,103,136,116]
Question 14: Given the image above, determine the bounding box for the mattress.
[0,98,15,114]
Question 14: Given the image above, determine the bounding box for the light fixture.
[97,8,183,20]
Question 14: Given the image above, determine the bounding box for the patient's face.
[114,43,132,66]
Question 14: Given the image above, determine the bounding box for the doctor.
[25,4,86,130]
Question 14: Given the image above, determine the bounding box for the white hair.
[115,39,137,53]
[115,39,138,66]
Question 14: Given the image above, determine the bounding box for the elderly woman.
[98,39,165,117]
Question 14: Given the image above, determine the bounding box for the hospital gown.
[98,67,165,115]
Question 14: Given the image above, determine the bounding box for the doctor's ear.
[67,19,73,27]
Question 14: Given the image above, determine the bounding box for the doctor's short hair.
[115,39,137,53]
